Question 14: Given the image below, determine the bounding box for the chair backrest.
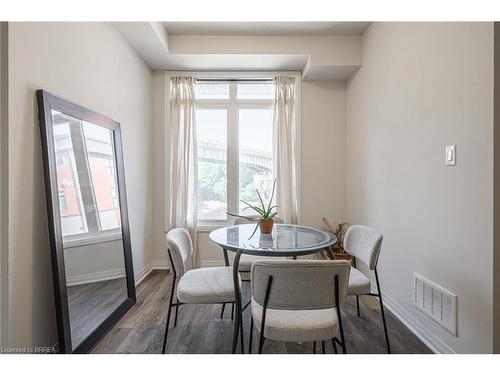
[343,225,383,270]
[251,259,350,310]
[166,228,193,277]
[233,216,284,225]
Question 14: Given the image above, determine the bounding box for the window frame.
[195,81,275,227]
[164,71,302,232]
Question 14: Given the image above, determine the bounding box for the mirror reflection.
[52,110,127,349]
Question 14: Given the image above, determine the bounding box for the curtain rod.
[196,78,274,82]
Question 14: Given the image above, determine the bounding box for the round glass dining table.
[209,224,338,354]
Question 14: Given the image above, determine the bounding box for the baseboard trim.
[135,263,153,286]
[381,291,455,354]
[67,268,125,287]
[135,260,170,286]
[151,260,169,270]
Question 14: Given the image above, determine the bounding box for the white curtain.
[273,76,299,224]
[168,76,199,269]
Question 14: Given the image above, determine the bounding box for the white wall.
[301,80,346,229]
[494,22,500,354]
[64,240,125,285]
[151,72,168,264]
[0,21,8,348]
[346,22,494,353]
[153,75,347,266]
[7,22,153,349]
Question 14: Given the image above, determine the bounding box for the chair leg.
[374,268,391,354]
[335,275,348,354]
[231,315,240,354]
[220,303,226,319]
[340,336,347,354]
[162,278,176,354]
[171,277,179,328]
[174,304,179,327]
[257,275,272,355]
[352,257,361,317]
[313,341,316,354]
[249,316,253,354]
[231,302,234,320]
[322,341,326,354]
[258,335,265,354]
[331,339,338,354]
[378,296,392,354]
[240,313,245,353]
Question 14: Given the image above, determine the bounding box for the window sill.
[63,231,122,248]
[197,224,227,233]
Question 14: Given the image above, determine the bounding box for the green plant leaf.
[242,206,257,213]
[256,189,266,212]
[267,179,277,213]
[240,200,265,216]
[226,212,258,222]
[248,222,260,239]
[269,205,279,216]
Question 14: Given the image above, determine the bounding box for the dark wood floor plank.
[92,270,432,354]
[68,277,128,348]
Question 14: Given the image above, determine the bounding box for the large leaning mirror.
[37,90,136,353]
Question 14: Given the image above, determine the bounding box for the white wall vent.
[413,273,457,336]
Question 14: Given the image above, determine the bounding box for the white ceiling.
[163,22,370,36]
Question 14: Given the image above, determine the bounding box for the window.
[238,108,274,214]
[58,191,68,212]
[197,109,227,220]
[105,159,114,176]
[195,80,275,224]
[52,110,121,241]
[82,122,121,232]
[53,120,89,236]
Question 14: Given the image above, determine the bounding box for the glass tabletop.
[209,224,337,256]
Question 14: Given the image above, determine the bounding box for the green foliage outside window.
[198,161,273,212]
[198,162,227,203]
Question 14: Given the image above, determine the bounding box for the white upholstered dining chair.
[344,224,391,353]
[249,259,350,354]
[232,216,285,281]
[162,228,241,353]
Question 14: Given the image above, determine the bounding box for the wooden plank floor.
[68,277,127,348]
[92,270,432,354]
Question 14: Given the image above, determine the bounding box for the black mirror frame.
[36,90,136,353]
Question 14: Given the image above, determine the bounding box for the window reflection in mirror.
[52,110,121,241]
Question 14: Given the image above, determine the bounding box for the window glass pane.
[237,83,274,100]
[239,109,274,214]
[82,122,121,231]
[197,109,228,220]
[52,115,89,236]
[194,82,229,100]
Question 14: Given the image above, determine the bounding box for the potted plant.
[227,179,279,238]
[322,217,352,261]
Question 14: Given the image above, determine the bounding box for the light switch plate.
[445,145,456,166]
